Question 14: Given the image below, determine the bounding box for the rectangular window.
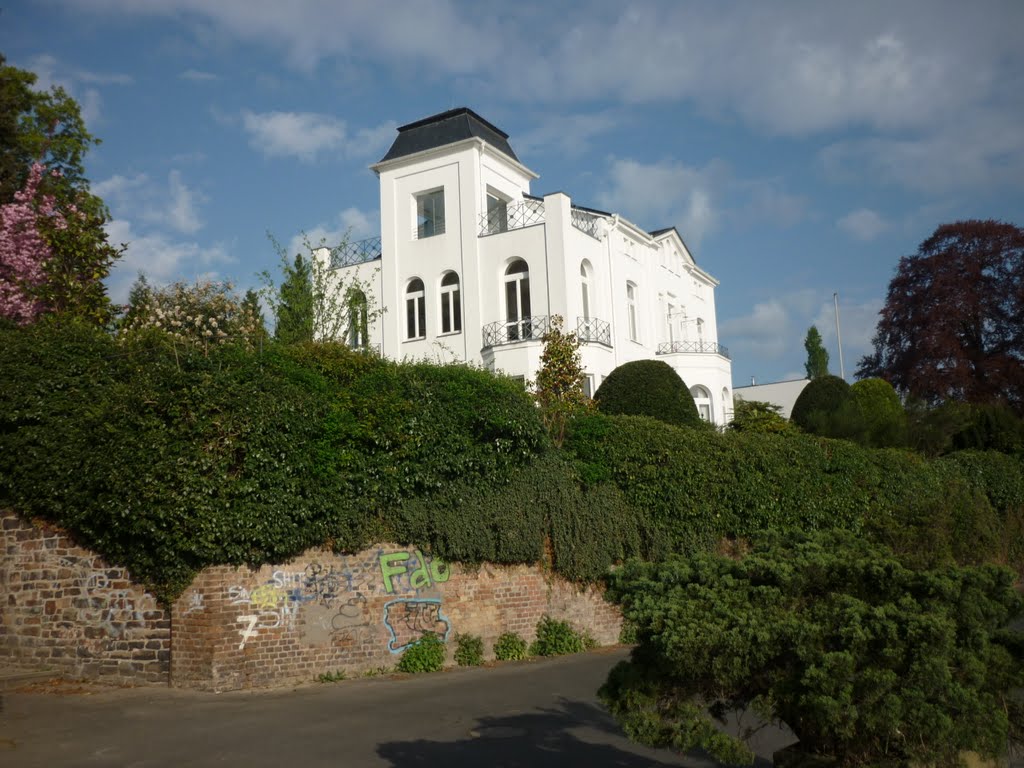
[486,193,508,234]
[416,189,445,239]
[582,374,594,399]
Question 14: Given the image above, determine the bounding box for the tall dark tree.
[857,220,1024,411]
[274,253,313,344]
[803,325,830,379]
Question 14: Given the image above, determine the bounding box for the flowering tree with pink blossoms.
[0,162,63,325]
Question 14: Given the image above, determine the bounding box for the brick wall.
[172,545,622,691]
[2,510,622,691]
[0,510,170,684]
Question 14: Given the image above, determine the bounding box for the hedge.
[593,359,699,426]
[2,321,1022,603]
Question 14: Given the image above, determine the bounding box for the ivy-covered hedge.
[2,321,1022,603]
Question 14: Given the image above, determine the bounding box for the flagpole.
[834,292,845,380]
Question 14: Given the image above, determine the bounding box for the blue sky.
[4,0,1023,386]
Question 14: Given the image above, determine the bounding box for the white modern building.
[328,108,734,425]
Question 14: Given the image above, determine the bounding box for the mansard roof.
[379,107,519,163]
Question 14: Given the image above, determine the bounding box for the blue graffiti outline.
[382,598,450,654]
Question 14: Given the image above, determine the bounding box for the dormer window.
[415,189,445,239]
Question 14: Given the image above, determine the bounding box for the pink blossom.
[0,163,63,324]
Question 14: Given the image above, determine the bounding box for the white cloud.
[285,207,380,260]
[597,158,724,246]
[239,110,395,162]
[721,291,882,381]
[22,54,130,125]
[179,69,219,82]
[838,208,888,241]
[105,219,235,303]
[98,171,204,235]
[514,111,622,159]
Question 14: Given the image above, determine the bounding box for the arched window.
[347,289,368,349]
[626,281,638,342]
[504,259,532,341]
[440,271,461,334]
[690,385,712,423]
[721,387,731,424]
[580,261,592,320]
[405,278,426,340]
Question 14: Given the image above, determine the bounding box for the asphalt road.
[0,648,794,768]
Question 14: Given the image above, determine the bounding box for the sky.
[3,0,1023,386]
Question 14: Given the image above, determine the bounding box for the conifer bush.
[601,530,1024,766]
[790,374,851,434]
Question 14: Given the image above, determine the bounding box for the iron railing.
[478,199,546,236]
[656,340,731,359]
[570,207,602,239]
[482,315,613,349]
[330,236,382,269]
[576,316,612,347]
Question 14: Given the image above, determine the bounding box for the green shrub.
[594,360,699,427]
[397,634,446,673]
[790,374,851,434]
[454,633,484,667]
[530,615,589,657]
[728,398,794,434]
[952,403,1024,454]
[601,530,1024,767]
[849,377,906,447]
[493,632,529,661]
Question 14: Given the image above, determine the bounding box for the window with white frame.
[439,271,462,334]
[415,189,445,239]
[347,289,368,349]
[405,278,426,340]
[691,385,712,423]
[504,259,532,341]
[582,373,595,399]
[626,281,638,342]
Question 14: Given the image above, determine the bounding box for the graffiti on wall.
[383,598,451,653]
[227,550,453,650]
[56,556,156,639]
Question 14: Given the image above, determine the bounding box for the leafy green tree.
[803,325,829,379]
[534,314,590,446]
[0,54,103,213]
[0,55,120,325]
[594,360,699,427]
[601,531,1024,766]
[273,253,313,344]
[260,234,382,346]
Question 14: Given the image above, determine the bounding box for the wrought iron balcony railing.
[570,207,602,239]
[330,236,382,269]
[478,198,546,236]
[482,315,613,349]
[576,316,612,347]
[656,340,731,359]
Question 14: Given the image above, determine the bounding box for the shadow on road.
[377,696,739,768]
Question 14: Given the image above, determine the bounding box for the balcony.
[482,315,612,349]
[478,199,546,236]
[330,236,382,269]
[656,340,730,359]
[570,207,602,239]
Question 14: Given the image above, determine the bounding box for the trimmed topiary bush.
[594,359,699,427]
[790,374,851,434]
[849,377,906,447]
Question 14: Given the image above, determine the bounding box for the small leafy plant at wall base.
[454,633,484,667]
[530,616,589,657]
[493,632,529,661]
[317,669,347,683]
[397,634,446,673]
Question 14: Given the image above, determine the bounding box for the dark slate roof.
[378,108,519,163]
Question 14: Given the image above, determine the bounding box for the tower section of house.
[327,108,734,425]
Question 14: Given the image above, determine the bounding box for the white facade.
[733,379,811,420]
[325,109,734,425]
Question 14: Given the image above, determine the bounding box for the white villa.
[328,108,734,425]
